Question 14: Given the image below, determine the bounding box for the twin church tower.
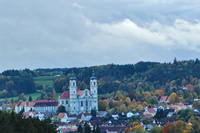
[59,73,98,114]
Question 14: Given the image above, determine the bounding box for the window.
[94,82,95,86]
[73,82,75,86]
[62,101,64,104]
[81,101,83,106]
[74,102,75,104]
[86,101,88,106]
[66,101,68,104]
[74,107,75,110]
[85,91,88,96]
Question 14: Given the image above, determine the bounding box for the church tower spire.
[70,73,77,98]
[90,72,97,97]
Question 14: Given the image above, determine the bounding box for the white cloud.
[0,0,200,72]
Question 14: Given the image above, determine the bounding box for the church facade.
[58,73,98,115]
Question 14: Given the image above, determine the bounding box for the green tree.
[56,105,66,114]
[77,124,83,133]
[147,96,158,104]
[91,109,97,117]
[29,96,33,101]
[154,109,165,119]
[84,122,91,133]
[96,124,101,133]
[18,93,27,101]
[170,92,176,103]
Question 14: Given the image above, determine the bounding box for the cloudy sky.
[1,0,200,72]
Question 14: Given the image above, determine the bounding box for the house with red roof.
[15,100,58,113]
[58,113,68,123]
[23,111,44,120]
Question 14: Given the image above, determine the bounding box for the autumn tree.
[170,92,177,103]
[98,100,108,111]
[163,123,171,133]
[174,120,184,133]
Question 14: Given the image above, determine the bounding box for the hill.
[1,58,200,101]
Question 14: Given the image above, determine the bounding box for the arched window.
[85,91,88,96]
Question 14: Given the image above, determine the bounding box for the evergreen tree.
[29,96,33,101]
[92,125,96,133]
[56,105,66,114]
[84,122,91,133]
[96,124,101,133]
[77,124,83,133]
[91,109,97,117]
[154,109,165,119]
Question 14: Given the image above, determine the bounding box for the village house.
[126,111,140,118]
[15,100,58,113]
[58,113,69,123]
[23,111,44,121]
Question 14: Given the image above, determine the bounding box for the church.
[58,73,98,115]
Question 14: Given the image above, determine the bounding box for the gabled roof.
[23,111,40,117]
[60,88,84,99]
[60,91,70,99]
[16,101,25,106]
[58,113,67,119]
[147,108,156,114]
[27,102,35,107]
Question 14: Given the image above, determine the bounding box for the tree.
[154,108,165,119]
[56,105,66,114]
[91,109,97,117]
[18,93,27,101]
[188,93,193,100]
[150,125,162,133]
[29,96,33,101]
[77,124,83,133]
[147,96,158,104]
[170,92,176,103]
[163,123,171,133]
[191,120,200,133]
[118,104,127,113]
[98,100,108,111]
[84,122,91,133]
[96,124,101,133]
[174,120,184,133]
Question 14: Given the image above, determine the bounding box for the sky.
[1,0,200,72]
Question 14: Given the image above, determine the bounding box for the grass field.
[33,76,59,88]
[0,92,63,102]
[0,76,63,102]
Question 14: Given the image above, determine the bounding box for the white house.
[23,111,44,121]
[127,111,140,118]
[58,113,69,123]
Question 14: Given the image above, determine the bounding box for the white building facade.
[59,73,98,115]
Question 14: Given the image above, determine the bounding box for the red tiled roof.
[27,102,36,107]
[23,111,40,117]
[58,113,66,119]
[147,108,156,114]
[37,100,49,102]
[77,91,83,96]
[60,88,83,99]
[60,91,70,99]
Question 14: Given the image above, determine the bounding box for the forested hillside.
[1,59,200,100]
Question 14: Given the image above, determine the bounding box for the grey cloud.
[0,0,200,72]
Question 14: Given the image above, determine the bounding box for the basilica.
[58,73,98,114]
